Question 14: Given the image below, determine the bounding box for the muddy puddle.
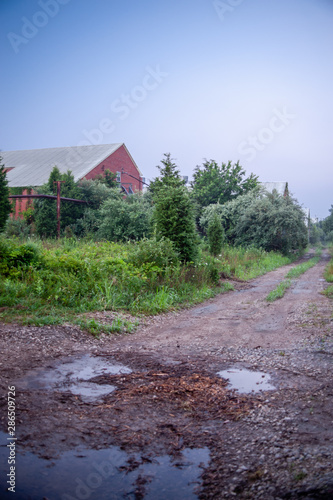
[218,367,276,394]
[190,304,219,316]
[16,354,132,402]
[0,431,209,499]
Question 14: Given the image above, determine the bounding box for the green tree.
[322,205,333,235]
[151,154,199,262]
[149,153,185,196]
[34,167,86,238]
[73,182,120,237]
[94,169,118,188]
[78,178,117,210]
[207,210,225,256]
[233,191,308,254]
[0,157,11,232]
[309,222,324,245]
[201,188,307,254]
[200,187,263,242]
[191,160,259,213]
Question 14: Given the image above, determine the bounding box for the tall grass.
[0,237,294,332]
[218,246,293,280]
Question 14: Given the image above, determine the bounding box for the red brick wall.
[84,144,142,191]
[11,189,34,219]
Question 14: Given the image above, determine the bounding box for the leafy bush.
[321,205,333,235]
[5,217,31,238]
[127,237,180,270]
[200,188,263,239]
[72,208,101,237]
[234,193,308,254]
[0,238,42,275]
[325,231,333,244]
[201,189,307,254]
[309,223,324,245]
[78,179,117,210]
[97,192,152,242]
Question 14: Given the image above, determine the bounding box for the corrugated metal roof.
[261,182,288,196]
[1,144,124,187]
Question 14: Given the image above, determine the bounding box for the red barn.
[2,143,143,217]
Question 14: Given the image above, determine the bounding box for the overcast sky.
[1,0,332,219]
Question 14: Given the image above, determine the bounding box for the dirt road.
[0,251,332,499]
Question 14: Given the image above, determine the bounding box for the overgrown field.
[0,237,294,335]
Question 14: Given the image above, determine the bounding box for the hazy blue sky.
[1,0,332,219]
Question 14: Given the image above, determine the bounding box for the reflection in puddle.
[0,432,209,499]
[17,354,131,401]
[218,368,276,394]
[66,382,116,402]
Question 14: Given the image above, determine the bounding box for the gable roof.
[1,143,128,187]
[261,181,289,196]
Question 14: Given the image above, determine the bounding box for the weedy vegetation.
[0,236,296,334]
[266,255,321,302]
[323,245,333,299]
[266,279,292,302]
[0,153,315,335]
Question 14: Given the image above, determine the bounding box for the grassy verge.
[323,246,333,299]
[217,245,293,280]
[266,256,321,302]
[266,279,292,302]
[0,236,296,334]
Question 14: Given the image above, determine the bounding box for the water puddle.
[16,354,131,402]
[65,382,117,402]
[190,304,219,316]
[218,368,276,394]
[0,432,209,499]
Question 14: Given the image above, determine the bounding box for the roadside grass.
[74,317,139,337]
[324,286,333,299]
[266,279,292,302]
[285,256,320,279]
[0,236,296,332]
[323,246,333,299]
[219,245,293,281]
[266,256,321,302]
